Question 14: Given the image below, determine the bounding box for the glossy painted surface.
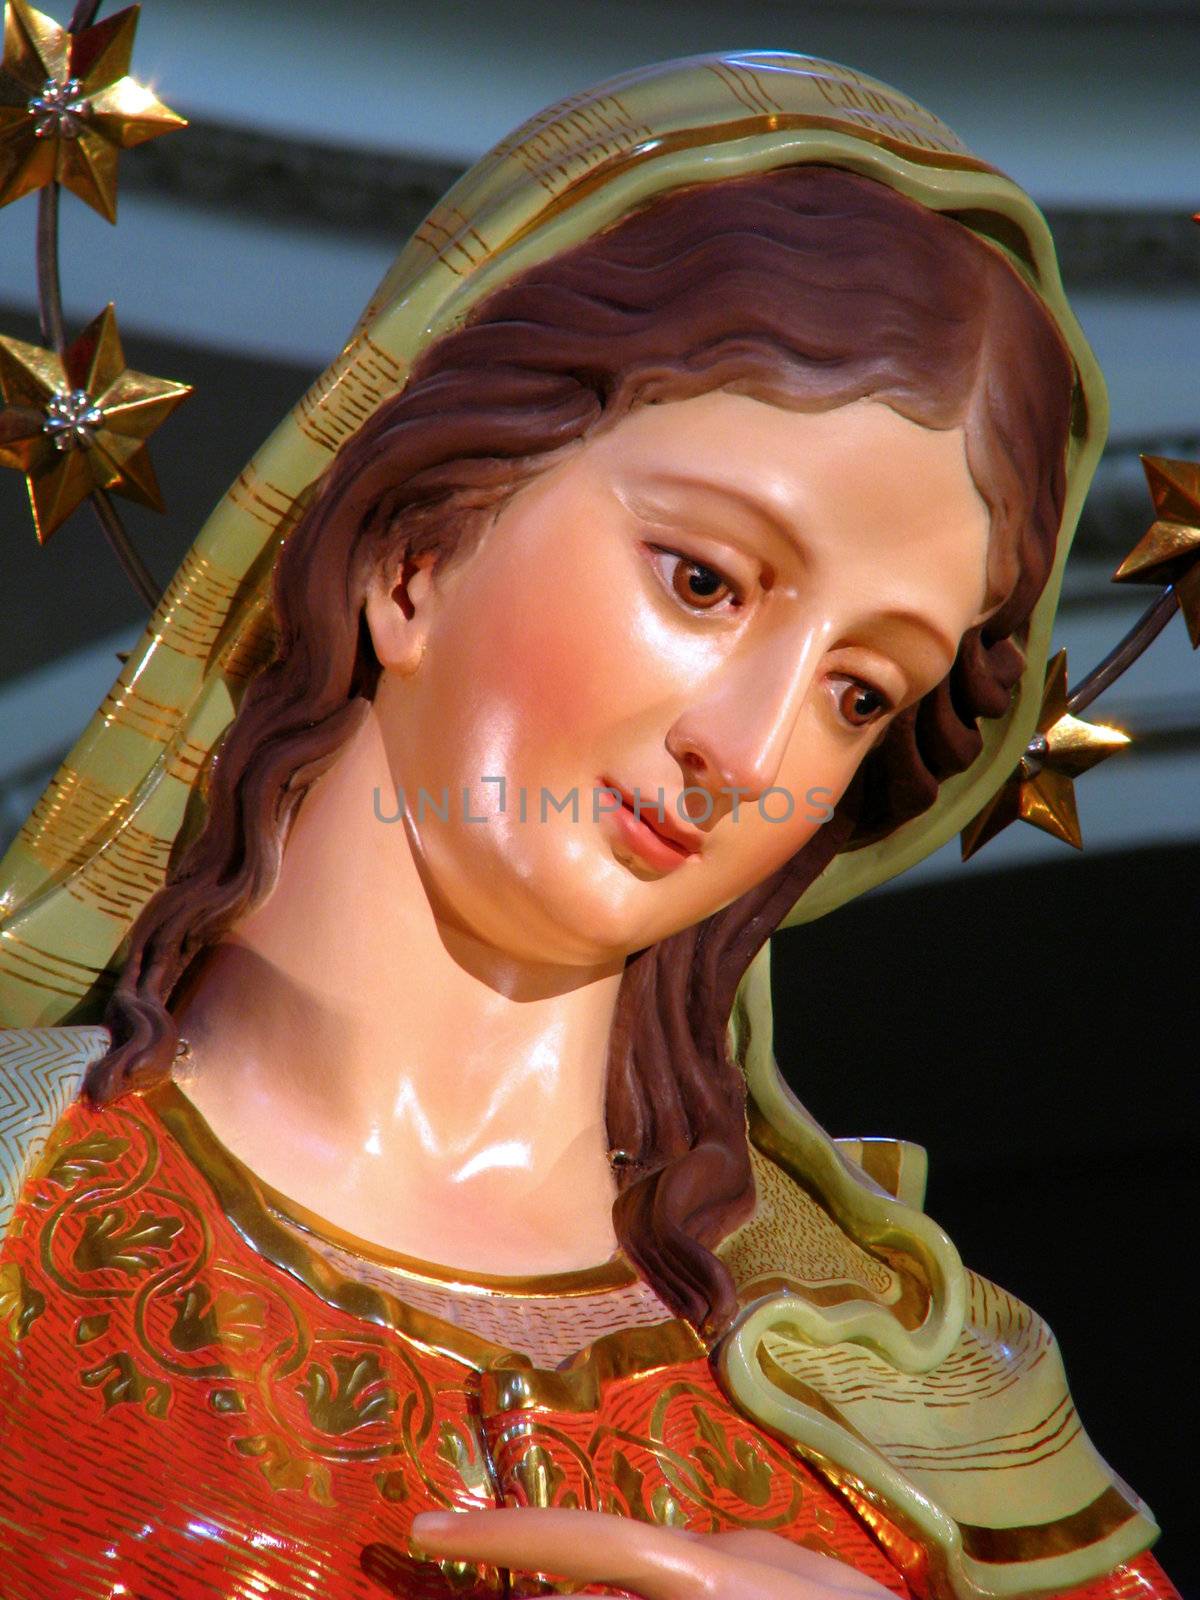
[0,1028,1182,1599]
[171,394,990,1277]
[0,50,1107,1026]
[0,1079,1182,1600]
[0,1087,913,1599]
[0,40,1161,1600]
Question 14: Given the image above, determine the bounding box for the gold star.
[0,303,191,541]
[960,651,1130,859]
[0,0,185,221]
[1112,455,1200,648]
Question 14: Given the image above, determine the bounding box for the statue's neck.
[171,711,625,1275]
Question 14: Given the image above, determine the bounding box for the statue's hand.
[411,1506,896,1598]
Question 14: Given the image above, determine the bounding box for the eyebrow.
[623,471,799,553]
[624,470,960,666]
[864,609,958,670]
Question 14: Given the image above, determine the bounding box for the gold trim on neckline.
[148,1079,638,1297]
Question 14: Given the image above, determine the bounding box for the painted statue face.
[366,391,992,968]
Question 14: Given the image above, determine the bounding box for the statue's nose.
[665,619,824,805]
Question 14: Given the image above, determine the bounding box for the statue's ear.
[363,552,440,675]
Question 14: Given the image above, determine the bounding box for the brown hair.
[86,165,1074,1334]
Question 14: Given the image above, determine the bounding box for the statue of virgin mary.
[0,47,1179,1600]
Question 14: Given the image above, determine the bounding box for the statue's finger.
[412,1507,698,1594]
[704,1532,894,1596]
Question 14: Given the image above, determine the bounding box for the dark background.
[773,844,1199,1595]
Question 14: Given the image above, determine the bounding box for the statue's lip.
[600,777,705,856]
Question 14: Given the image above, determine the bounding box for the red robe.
[0,1086,1177,1600]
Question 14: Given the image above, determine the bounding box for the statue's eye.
[836,679,892,727]
[649,546,741,612]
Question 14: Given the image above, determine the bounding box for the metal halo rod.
[31,0,103,355]
[29,0,163,612]
[34,186,66,355]
[92,488,160,610]
[1066,584,1180,717]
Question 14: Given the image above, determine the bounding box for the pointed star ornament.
[0,303,192,540]
[1112,455,1200,648]
[960,651,1130,860]
[0,0,185,221]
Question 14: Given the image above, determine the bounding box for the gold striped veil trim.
[958,1488,1143,1566]
[752,1341,1143,1566]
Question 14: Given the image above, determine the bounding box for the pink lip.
[600,778,702,874]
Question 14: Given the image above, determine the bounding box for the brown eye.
[838,680,891,727]
[651,547,739,611]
